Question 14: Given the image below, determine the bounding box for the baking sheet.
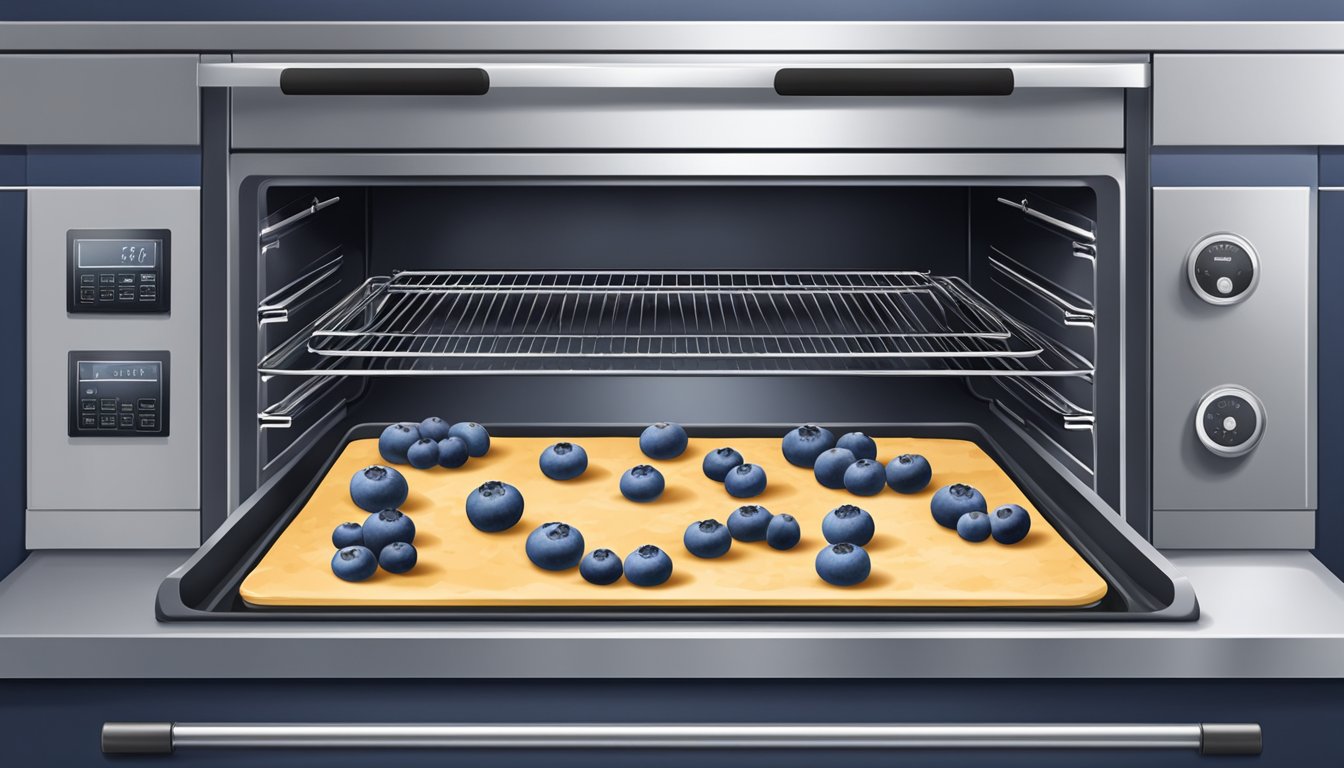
[240,435,1107,608]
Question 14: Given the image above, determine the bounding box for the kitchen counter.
[1,550,1343,678]
[4,21,1344,52]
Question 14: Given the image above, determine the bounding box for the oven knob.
[1187,233,1259,305]
[1195,385,1265,458]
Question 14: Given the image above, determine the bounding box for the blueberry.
[843,459,886,496]
[724,463,767,498]
[684,519,732,559]
[766,514,802,550]
[816,543,871,587]
[406,438,440,470]
[377,422,421,464]
[886,454,933,494]
[539,442,589,481]
[640,422,689,460]
[418,416,452,442]
[990,504,1032,545]
[349,465,409,513]
[956,511,992,542]
[449,422,491,457]
[727,504,773,542]
[437,437,469,468]
[580,549,624,585]
[813,447,857,489]
[822,504,875,546]
[702,447,745,482]
[836,431,878,461]
[331,546,378,582]
[525,522,586,571]
[378,541,418,574]
[624,545,674,587]
[331,522,363,549]
[620,465,665,503]
[361,508,416,554]
[781,424,837,468]
[465,481,525,532]
[930,483,987,529]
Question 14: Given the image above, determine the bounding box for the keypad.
[68,353,169,438]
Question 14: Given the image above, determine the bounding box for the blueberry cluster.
[329,508,419,581]
[701,442,766,499]
[782,425,933,498]
[930,483,1032,545]
[378,419,489,469]
[575,545,673,588]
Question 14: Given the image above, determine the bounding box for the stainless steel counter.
[3,21,1344,52]
[1,550,1342,679]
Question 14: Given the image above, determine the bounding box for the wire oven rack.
[257,271,1093,377]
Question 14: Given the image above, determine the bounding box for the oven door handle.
[102,722,1260,756]
[198,62,1148,92]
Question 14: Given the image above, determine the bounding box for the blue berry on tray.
[727,504,773,542]
[525,522,586,571]
[843,459,886,496]
[684,519,733,559]
[465,481,524,532]
[361,508,416,554]
[990,504,1032,545]
[702,447,745,482]
[418,416,452,442]
[625,545,674,587]
[539,442,589,481]
[724,463,767,498]
[620,465,666,503]
[580,549,624,585]
[377,422,421,465]
[349,465,409,513]
[331,546,378,582]
[813,447,857,490]
[449,422,491,457]
[822,504,875,546]
[406,438,440,470]
[836,431,878,462]
[956,510,992,543]
[640,422,689,460]
[886,454,932,494]
[930,483,987,529]
[815,542,871,587]
[766,513,802,551]
[331,522,363,549]
[437,437,469,468]
[782,424,837,468]
[378,542,418,574]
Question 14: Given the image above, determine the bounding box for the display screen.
[76,239,159,269]
[78,361,161,382]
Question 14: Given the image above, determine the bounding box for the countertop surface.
[5,21,1344,53]
[1,549,1343,678]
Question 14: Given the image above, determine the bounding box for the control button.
[118,413,135,428]
[1187,233,1259,306]
[99,398,117,412]
[120,402,133,413]
[137,415,158,430]
[79,414,97,429]
[1222,416,1237,431]
[78,287,96,303]
[98,273,116,285]
[1216,276,1234,295]
[80,399,97,413]
[138,273,156,283]
[79,274,96,285]
[117,287,136,301]
[137,398,157,411]
[138,285,157,301]
[1195,385,1265,458]
[117,273,135,285]
[98,287,115,301]
[98,414,118,429]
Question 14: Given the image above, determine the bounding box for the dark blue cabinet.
[0,190,24,581]
[1316,191,1343,577]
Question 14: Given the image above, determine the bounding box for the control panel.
[1186,232,1259,305]
[66,229,170,313]
[67,351,169,438]
[1195,385,1265,458]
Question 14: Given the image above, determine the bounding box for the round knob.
[1195,385,1265,458]
[1187,233,1259,306]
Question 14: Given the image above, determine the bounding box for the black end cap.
[102,722,173,754]
[1201,723,1262,756]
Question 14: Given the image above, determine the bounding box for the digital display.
[78,361,161,382]
[76,239,159,269]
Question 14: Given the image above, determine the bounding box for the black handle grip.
[102,722,174,754]
[279,68,489,96]
[1199,724,1262,756]
[774,68,1014,97]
